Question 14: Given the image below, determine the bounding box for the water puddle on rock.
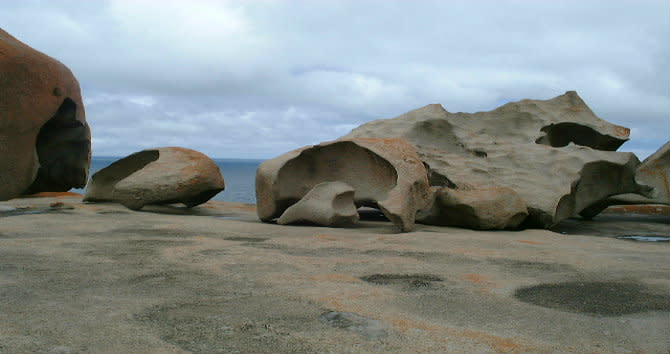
[616,235,669,242]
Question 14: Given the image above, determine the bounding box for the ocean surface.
[72,156,263,204]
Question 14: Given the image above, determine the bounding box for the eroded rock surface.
[0,28,91,200]
[277,181,359,227]
[256,138,429,231]
[84,147,225,209]
[344,91,651,228]
[580,140,670,218]
[417,186,528,230]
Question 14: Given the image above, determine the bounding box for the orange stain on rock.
[18,191,82,198]
[232,204,256,212]
[460,273,497,293]
[516,240,542,245]
[391,317,533,353]
[455,328,531,353]
[315,234,338,241]
[614,125,631,138]
[604,204,669,216]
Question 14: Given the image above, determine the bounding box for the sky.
[1,0,668,159]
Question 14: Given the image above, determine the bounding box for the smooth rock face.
[277,181,359,226]
[345,91,651,228]
[0,28,91,200]
[256,138,430,231]
[84,147,225,210]
[417,186,528,230]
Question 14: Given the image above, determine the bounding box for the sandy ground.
[0,194,668,353]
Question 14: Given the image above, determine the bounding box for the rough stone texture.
[256,138,430,232]
[277,181,359,226]
[0,28,91,200]
[0,195,668,354]
[580,140,670,218]
[417,186,528,230]
[344,91,652,228]
[84,147,225,209]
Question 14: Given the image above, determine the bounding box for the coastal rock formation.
[632,141,670,203]
[344,91,651,228]
[580,141,670,218]
[0,28,91,200]
[84,147,225,210]
[277,181,359,226]
[417,186,528,230]
[256,138,430,231]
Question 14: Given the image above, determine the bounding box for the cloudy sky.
[2,0,668,159]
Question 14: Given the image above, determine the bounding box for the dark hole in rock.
[535,122,624,151]
[514,281,670,316]
[616,235,669,242]
[320,311,387,338]
[357,207,389,221]
[25,98,90,194]
[360,273,442,288]
[471,149,488,158]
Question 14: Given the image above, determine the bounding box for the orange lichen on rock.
[0,28,91,201]
[18,191,82,198]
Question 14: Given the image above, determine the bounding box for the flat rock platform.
[1,194,668,353]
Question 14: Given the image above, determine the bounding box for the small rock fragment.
[277,181,359,226]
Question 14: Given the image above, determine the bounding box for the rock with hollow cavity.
[345,91,651,228]
[256,138,430,232]
[580,140,670,218]
[0,28,91,200]
[277,181,359,226]
[84,147,225,210]
[417,186,528,230]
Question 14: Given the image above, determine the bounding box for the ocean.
[73,156,263,204]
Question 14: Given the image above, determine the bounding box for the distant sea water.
[72,156,263,204]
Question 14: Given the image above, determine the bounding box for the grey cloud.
[0,0,667,159]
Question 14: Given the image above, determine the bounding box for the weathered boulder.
[256,138,430,232]
[84,147,225,210]
[0,28,91,200]
[580,140,670,218]
[417,186,528,230]
[277,181,359,226]
[344,91,652,228]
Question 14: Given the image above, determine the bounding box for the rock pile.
[258,91,655,231]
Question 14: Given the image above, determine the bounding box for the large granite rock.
[256,138,430,232]
[580,140,670,218]
[277,181,359,226]
[0,28,91,200]
[344,91,652,228]
[84,147,225,210]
